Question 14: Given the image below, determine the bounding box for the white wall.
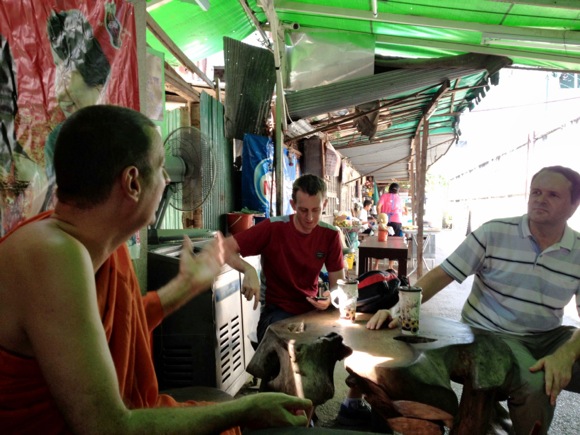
[430,69,580,233]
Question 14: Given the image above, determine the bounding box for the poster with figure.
[0,0,138,237]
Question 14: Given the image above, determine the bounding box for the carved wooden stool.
[247,321,353,406]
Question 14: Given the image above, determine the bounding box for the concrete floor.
[237,228,580,434]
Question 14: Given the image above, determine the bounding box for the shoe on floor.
[336,398,372,426]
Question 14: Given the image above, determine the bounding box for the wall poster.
[0,0,139,236]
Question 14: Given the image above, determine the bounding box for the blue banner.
[242,134,274,217]
[242,134,296,217]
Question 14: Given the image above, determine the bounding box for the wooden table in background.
[358,235,408,276]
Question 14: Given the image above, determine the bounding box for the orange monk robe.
[0,211,240,434]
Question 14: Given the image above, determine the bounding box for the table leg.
[247,331,352,406]
[345,369,450,434]
[406,235,418,277]
[422,235,432,272]
[397,252,407,277]
[451,382,497,435]
[359,252,369,275]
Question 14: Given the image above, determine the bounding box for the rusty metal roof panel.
[337,136,411,182]
[336,133,456,182]
[284,54,511,182]
[285,65,486,120]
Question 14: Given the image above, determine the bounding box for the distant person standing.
[377,183,405,236]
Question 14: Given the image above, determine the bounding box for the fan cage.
[164,127,216,212]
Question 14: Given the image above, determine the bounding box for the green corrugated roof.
[147,1,254,63]
[147,0,580,70]
[146,0,580,181]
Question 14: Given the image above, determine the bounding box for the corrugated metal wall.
[200,92,233,233]
[159,108,184,230]
[160,95,233,232]
[318,162,362,225]
[321,175,339,226]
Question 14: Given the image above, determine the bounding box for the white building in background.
[429,68,580,233]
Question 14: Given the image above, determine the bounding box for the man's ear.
[323,198,328,208]
[290,199,296,211]
[121,166,141,201]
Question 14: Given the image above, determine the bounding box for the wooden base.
[247,327,353,406]
[247,311,516,434]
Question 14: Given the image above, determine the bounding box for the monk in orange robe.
[0,105,311,434]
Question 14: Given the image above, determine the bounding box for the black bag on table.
[356,269,402,313]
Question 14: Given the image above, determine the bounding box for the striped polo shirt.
[440,214,580,335]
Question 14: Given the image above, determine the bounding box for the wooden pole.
[416,120,429,278]
[258,0,286,215]
[409,137,417,226]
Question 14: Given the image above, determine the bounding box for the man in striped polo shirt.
[367,165,580,435]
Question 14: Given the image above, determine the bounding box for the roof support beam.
[238,0,273,50]
[146,12,215,89]
[415,120,429,278]
[375,35,580,69]
[286,98,399,142]
[258,0,286,216]
[276,1,580,46]
[424,80,450,121]
[488,0,580,9]
[163,61,200,102]
[414,80,450,139]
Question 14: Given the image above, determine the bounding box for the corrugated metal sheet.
[285,53,511,183]
[223,37,276,140]
[201,92,234,233]
[165,107,182,137]
[286,65,486,120]
[148,0,580,185]
[159,99,232,233]
[148,0,580,71]
[147,1,254,63]
[159,108,185,230]
[337,137,411,182]
[264,0,580,71]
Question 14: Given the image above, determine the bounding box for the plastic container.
[344,252,355,270]
[227,212,254,235]
[378,229,388,242]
